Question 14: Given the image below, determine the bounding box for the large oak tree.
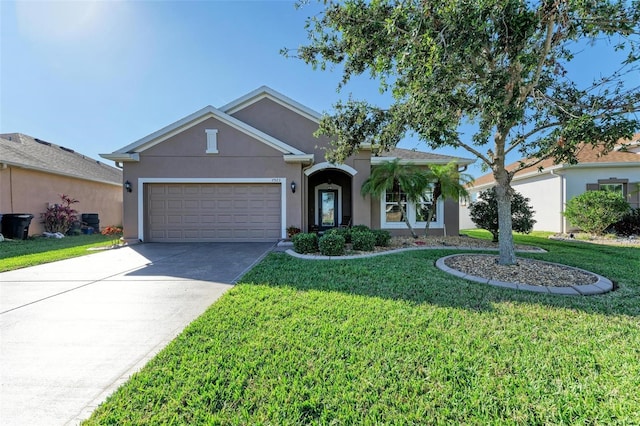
[286,0,640,264]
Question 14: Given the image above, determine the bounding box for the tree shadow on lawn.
[240,245,640,317]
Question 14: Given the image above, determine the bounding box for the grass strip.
[0,234,113,272]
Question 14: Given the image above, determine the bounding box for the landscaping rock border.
[436,254,613,296]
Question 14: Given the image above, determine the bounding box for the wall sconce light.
[124,180,132,193]
[290,181,296,193]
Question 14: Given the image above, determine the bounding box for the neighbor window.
[599,183,624,196]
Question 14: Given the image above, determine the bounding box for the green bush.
[351,230,376,251]
[564,191,630,235]
[351,224,370,233]
[326,226,351,243]
[609,208,640,236]
[372,229,391,247]
[469,188,536,242]
[292,232,318,254]
[318,233,345,256]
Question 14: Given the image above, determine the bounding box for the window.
[381,184,443,228]
[205,129,218,154]
[600,183,624,196]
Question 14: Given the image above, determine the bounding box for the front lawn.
[85,232,640,424]
[0,234,113,272]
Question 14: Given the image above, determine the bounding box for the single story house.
[0,133,123,236]
[101,86,473,243]
[460,134,640,233]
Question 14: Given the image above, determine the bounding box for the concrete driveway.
[0,242,274,426]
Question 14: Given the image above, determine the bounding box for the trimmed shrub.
[351,230,376,251]
[351,224,370,233]
[326,226,351,243]
[318,233,345,256]
[292,232,318,254]
[469,188,536,242]
[608,208,640,236]
[564,191,630,235]
[372,229,391,247]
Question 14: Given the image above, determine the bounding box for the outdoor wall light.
[291,181,296,193]
[124,180,132,193]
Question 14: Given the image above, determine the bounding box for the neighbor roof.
[470,133,640,189]
[0,133,122,186]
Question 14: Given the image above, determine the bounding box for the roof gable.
[102,103,306,162]
[221,86,321,123]
[0,133,122,185]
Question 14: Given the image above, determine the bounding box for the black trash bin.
[1,213,34,240]
[81,213,100,232]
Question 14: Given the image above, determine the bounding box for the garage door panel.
[147,183,281,242]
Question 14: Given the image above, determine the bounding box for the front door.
[319,189,338,230]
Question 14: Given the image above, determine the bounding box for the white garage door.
[147,183,281,242]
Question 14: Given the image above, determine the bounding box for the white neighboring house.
[460,134,640,233]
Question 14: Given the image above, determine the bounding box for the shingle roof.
[470,134,640,188]
[0,133,122,185]
[376,147,475,164]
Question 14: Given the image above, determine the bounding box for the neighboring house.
[100,86,474,243]
[460,134,640,233]
[0,133,123,236]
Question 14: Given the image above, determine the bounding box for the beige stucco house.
[0,133,123,236]
[101,86,473,243]
[460,134,640,233]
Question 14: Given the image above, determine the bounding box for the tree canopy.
[287,0,640,264]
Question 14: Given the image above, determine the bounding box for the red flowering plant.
[41,194,79,234]
[101,226,123,246]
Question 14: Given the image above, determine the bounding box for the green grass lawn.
[0,234,114,272]
[84,231,640,424]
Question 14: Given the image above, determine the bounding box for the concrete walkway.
[0,242,273,426]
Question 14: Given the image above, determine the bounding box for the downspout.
[302,162,315,232]
[9,166,14,212]
[551,169,566,234]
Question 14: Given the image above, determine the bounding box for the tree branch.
[518,7,557,104]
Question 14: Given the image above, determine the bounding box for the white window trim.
[379,194,444,229]
[205,129,219,154]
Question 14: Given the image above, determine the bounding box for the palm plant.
[361,159,429,238]
[422,161,473,236]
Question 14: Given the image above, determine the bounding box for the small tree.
[360,159,430,238]
[422,161,472,236]
[564,191,630,235]
[469,188,536,242]
[41,194,79,234]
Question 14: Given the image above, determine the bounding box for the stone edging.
[435,254,613,296]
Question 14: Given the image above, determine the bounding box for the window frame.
[380,188,444,229]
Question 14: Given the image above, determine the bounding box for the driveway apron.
[0,242,273,426]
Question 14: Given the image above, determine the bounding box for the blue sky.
[1,0,637,178]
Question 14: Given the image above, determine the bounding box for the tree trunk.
[494,183,517,265]
[399,201,417,238]
[424,184,441,237]
[424,207,435,237]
